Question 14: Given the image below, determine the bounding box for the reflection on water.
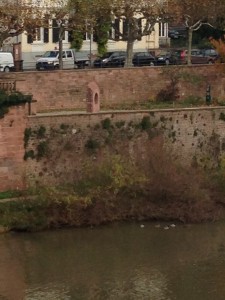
[1,222,225,300]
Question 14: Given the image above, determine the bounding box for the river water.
[0,221,225,300]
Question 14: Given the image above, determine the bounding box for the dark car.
[169,49,187,65]
[93,51,126,68]
[107,53,127,67]
[132,52,156,67]
[189,49,215,64]
[156,50,179,65]
[202,48,218,58]
[168,27,187,39]
[168,30,180,39]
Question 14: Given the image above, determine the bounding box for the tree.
[173,0,225,65]
[109,0,171,67]
[30,0,92,69]
[0,0,44,48]
[69,0,172,66]
[68,0,112,57]
[93,11,112,56]
[0,0,88,69]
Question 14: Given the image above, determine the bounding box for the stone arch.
[86,81,100,113]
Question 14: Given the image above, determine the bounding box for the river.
[0,221,225,300]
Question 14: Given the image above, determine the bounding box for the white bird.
[170,224,176,228]
[140,224,145,228]
[164,226,170,230]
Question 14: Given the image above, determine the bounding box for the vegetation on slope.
[0,148,224,232]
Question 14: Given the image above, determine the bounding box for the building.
[2,7,167,69]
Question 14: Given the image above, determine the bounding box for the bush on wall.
[0,89,32,118]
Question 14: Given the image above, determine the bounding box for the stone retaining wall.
[0,65,224,113]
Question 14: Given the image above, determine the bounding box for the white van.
[36,49,75,70]
[0,52,14,72]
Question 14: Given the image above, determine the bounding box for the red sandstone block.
[0,167,9,175]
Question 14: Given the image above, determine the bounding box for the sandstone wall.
[0,65,224,113]
[0,105,28,191]
[22,107,225,189]
[1,64,225,191]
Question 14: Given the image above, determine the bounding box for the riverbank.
[1,153,225,232]
[0,185,223,233]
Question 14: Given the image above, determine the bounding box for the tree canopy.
[0,0,45,47]
[2,0,225,67]
[110,0,172,66]
[172,0,225,64]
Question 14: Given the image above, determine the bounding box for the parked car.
[202,48,218,58]
[93,51,126,68]
[189,49,215,64]
[107,53,127,67]
[168,30,180,39]
[74,52,90,69]
[168,27,187,39]
[132,52,156,66]
[167,49,187,65]
[0,52,14,72]
[156,50,179,65]
[36,49,75,70]
[161,49,216,65]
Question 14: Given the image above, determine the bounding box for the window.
[27,27,47,44]
[123,19,128,38]
[114,19,120,41]
[43,51,58,58]
[33,28,42,42]
[83,31,91,41]
[159,22,168,37]
[66,51,72,58]
[109,23,115,40]
[52,19,69,43]
[82,20,92,41]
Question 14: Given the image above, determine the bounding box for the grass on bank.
[100,97,225,111]
[37,96,225,115]
[0,152,224,232]
[0,190,24,200]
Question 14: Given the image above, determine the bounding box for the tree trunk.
[59,26,64,70]
[187,28,193,65]
[125,39,134,68]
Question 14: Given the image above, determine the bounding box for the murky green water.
[0,221,225,300]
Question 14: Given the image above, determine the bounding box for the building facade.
[2,18,166,70]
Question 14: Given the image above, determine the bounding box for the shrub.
[37,125,46,138]
[156,81,179,102]
[219,112,225,121]
[0,89,32,118]
[101,118,111,130]
[24,128,32,148]
[37,141,49,159]
[140,116,151,130]
[24,150,35,160]
[85,138,100,151]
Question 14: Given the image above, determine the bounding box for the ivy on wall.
[70,31,84,51]
[0,89,32,118]
[94,19,112,56]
